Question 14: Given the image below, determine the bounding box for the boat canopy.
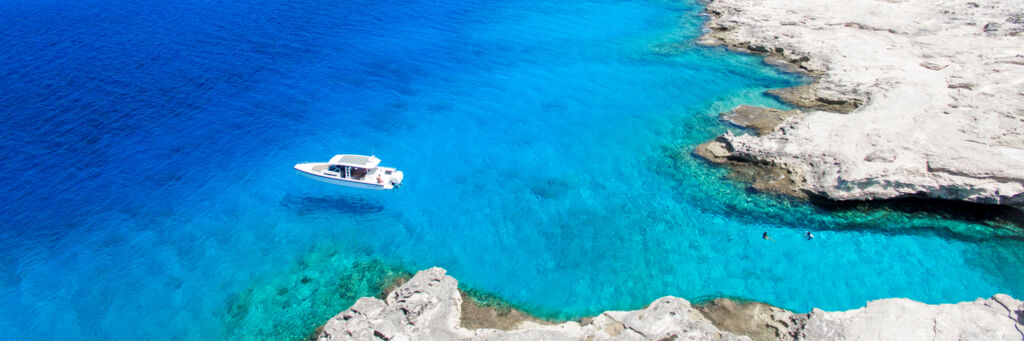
[329,154,380,169]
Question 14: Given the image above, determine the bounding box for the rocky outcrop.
[316,268,749,340]
[695,106,810,198]
[794,295,1024,340]
[719,105,804,136]
[695,133,811,199]
[317,268,1024,340]
[696,0,1024,206]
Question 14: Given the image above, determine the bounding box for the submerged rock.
[696,298,798,341]
[458,288,550,331]
[315,268,1024,340]
[720,105,803,136]
[697,0,1024,207]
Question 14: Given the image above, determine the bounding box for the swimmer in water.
[762,232,774,241]
[806,231,814,240]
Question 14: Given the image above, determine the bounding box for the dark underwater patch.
[221,249,409,340]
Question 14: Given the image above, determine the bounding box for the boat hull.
[294,162,395,190]
[297,170,387,190]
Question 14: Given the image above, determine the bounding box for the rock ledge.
[316,268,1024,341]
[696,0,1024,207]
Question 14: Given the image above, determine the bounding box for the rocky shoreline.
[315,268,1024,340]
[694,0,1024,207]
[310,1,1024,340]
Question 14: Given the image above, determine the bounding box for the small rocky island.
[695,0,1024,206]
[315,268,1024,340]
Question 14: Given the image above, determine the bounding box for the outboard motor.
[390,171,404,187]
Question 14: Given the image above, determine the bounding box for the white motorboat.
[294,154,404,190]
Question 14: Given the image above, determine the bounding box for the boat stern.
[390,170,404,187]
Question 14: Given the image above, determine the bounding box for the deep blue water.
[2,0,1022,339]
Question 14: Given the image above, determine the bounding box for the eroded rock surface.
[317,268,1024,341]
[458,290,549,331]
[316,268,749,340]
[795,295,1024,341]
[720,105,803,136]
[698,0,1024,206]
[695,132,810,199]
[696,298,798,341]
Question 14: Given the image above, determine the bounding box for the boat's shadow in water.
[281,194,384,216]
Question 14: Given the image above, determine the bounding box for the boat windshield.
[349,167,369,180]
[327,165,370,180]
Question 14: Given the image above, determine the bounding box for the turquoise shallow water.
[1,0,1022,339]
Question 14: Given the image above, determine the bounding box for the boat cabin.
[327,154,381,181]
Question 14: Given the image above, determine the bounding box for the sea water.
[1,0,1022,339]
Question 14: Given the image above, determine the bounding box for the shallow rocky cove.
[312,0,1024,339]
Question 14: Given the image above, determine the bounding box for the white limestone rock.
[318,268,471,341]
[317,268,1024,341]
[701,0,1024,206]
[795,295,1024,340]
[316,268,748,341]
